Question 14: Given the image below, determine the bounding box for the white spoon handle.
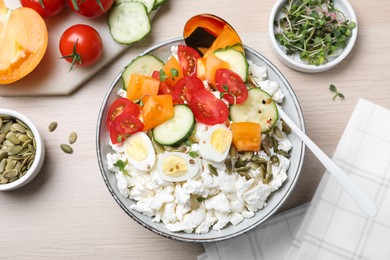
[277,106,377,217]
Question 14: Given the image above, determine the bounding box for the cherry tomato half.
[20,0,66,18]
[190,91,229,125]
[177,45,201,77]
[110,113,144,144]
[106,98,140,131]
[59,24,103,70]
[215,69,248,104]
[174,76,205,104]
[67,0,114,19]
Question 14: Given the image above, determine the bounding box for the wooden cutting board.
[0,1,155,96]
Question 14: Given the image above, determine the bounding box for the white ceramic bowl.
[269,0,358,73]
[96,37,305,242]
[0,109,45,191]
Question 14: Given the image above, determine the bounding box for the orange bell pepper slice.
[0,0,48,84]
[126,74,160,103]
[162,56,183,86]
[198,54,229,87]
[142,94,174,131]
[230,122,261,152]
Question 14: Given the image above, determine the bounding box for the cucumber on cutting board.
[121,54,164,89]
[213,47,248,82]
[229,88,279,133]
[114,0,156,13]
[153,105,195,146]
[108,1,151,44]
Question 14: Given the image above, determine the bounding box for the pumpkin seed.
[264,135,274,149]
[0,151,7,161]
[1,121,12,135]
[252,155,268,164]
[234,159,247,168]
[11,123,26,133]
[263,173,273,184]
[18,134,30,143]
[8,145,23,155]
[8,134,21,145]
[273,126,284,139]
[281,120,292,135]
[0,159,5,173]
[0,115,37,185]
[278,150,290,158]
[16,119,28,128]
[0,176,8,184]
[262,141,271,156]
[208,164,218,176]
[48,122,58,132]
[225,158,232,175]
[3,169,18,179]
[60,144,74,154]
[229,145,238,159]
[68,132,77,144]
[270,155,280,166]
[272,137,279,152]
[235,166,251,172]
[240,151,254,161]
[237,171,251,180]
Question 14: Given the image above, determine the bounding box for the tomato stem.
[60,38,82,72]
[38,0,45,9]
[96,0,104,12]
[71,0,80,11]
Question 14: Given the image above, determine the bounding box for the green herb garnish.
[159,68,179,82]
[189,151,199,158]
[274,0,356,66]
[114,159,131,176]
[329,84,345,100]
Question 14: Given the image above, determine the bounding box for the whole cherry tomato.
[67,0,114,19]
[20,0,66,18]
[59,24,103,70]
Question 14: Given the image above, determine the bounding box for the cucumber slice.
[153,105,195,146]
[115,0,156,13]
[121,54,164,89]
[108,1,151,45]
[229,88,279,133]
[213,47,248,82]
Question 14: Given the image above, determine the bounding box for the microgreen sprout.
[114,159,131,176]
[189,151,199,158]
[329,84,345,100]
[159,68,179,82]
[274,0,356,66]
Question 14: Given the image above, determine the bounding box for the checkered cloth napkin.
[198,98,390,260]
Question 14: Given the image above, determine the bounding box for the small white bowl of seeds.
[0,109,45,191]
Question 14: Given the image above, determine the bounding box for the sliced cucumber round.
[108,1,151,45]
[213,47,248,82]
[152,105,195,146]
[115,0,156,13]
[229,88,279,133]
[121,54,164,89]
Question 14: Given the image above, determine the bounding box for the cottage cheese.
[106,58,292,234]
